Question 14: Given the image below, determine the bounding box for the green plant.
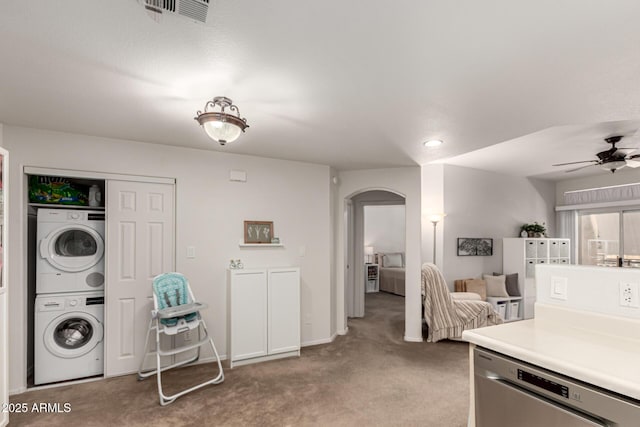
[521,222,546,234]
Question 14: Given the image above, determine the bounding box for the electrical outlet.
[619,282,639,308]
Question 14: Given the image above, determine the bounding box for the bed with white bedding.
[376,252,406,296]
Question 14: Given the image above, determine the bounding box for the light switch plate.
[550,276,568,300]
[186,246,196,259]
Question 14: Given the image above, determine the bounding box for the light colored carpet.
[10,292,470,426]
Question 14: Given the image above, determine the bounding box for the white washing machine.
[37,208,105,294]
[34,291,104,385]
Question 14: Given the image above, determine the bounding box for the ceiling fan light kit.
[553,134,640,174]
[195,96,249,146]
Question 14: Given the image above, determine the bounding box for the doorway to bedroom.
[346,190,405,323]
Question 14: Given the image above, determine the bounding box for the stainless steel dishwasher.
[473,347,640,427]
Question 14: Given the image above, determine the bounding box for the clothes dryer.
[36,208,105,294]
[34,291,104,385]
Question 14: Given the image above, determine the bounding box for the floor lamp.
[430,214,445,264]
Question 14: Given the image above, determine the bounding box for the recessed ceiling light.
[423,139,443,148]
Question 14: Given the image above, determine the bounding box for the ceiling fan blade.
[552,160,599,166]
[627,153,640,160]
[565,164,598,173]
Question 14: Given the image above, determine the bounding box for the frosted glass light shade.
[194,96,249,145]
[601,160,626,172]
[203,120,243,144]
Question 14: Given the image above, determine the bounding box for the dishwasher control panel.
[518,368,569,398]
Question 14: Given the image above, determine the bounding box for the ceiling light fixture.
[600,159,626,173]
[194,96,249,146]
[424,139,443,148]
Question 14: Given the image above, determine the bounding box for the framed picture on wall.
[244,221,274,244]
[457,238,493,256]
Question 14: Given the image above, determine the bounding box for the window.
[578,209,640,268]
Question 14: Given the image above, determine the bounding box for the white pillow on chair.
[483,274,509,297]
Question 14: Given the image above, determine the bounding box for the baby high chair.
[137,272,224,405]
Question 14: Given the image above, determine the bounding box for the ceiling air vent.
[139,0,209,23]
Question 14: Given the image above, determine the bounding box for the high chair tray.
[157,302,207,318]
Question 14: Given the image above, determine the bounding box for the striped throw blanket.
[421,263,502,342]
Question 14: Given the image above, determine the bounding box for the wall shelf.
[238,242,284,248]
[28,203,105,210]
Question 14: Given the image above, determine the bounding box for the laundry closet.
[25,167,175,388]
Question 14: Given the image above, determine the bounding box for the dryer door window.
[53,318,94,349]
[55,230,98,257]
[40,224,105,273]
[44,312,103,359]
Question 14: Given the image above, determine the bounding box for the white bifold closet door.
[105,180,175,376]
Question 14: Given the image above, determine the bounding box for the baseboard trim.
[337,327,349,336]
[403,335,424,343]
[12,354,229,395]
[301,333,337,347]
[9,386,27,396]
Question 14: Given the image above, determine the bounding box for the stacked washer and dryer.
[34,208,106,385]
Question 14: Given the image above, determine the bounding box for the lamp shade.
[601,160,626,172]
[364,246,374,256]
[429,213,446,223]
[201,115,244,144]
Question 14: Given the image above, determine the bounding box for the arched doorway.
[345,190,406,319]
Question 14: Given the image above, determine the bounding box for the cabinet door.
[549,240,560,258]
[525,240,536,258]
[536,240,547,258]
[268,268,300,355]
[525,260,536,278]
[230,270,268,361]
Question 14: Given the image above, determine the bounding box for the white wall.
[335,167,422,342]
[364,205,405,255]
[5,126,333,393]
[440,165,556,288]
[537,264,640,319]
[421,164,445,268]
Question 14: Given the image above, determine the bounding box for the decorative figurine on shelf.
[229,259,244,269]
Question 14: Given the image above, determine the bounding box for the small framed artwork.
[457,238,493,256]
[244,221,274,244]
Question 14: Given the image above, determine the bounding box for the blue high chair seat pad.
[153,273,198,326]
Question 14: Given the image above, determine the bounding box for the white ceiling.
[1,1,640,174]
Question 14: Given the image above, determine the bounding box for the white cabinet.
[503,238,571,320]
[365,264,379,293]
[228,267,300,368]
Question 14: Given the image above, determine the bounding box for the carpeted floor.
[10,292,470,426]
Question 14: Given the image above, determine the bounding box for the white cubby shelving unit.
[503,238,571,320]
[487,296,523,322]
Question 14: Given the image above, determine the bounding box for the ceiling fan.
[552,135,640,173]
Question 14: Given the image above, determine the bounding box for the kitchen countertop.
[462,303,640,401]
